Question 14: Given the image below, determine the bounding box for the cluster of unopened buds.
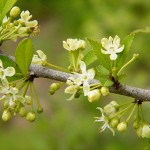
[0,6,39,44]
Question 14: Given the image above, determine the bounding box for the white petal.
[110,53,117,60]
[80,61,86,75]
[83,81,90,96]
[36,50,47,61]
[4,67,15,77]
[115,45,124,53]
[113,35,120,48]
[101,49,110,54]
[26,20,38,27]
[87,69,95,80]
[108,125,115,136]
[0,60,3,68]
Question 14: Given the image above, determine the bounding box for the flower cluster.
[0,59,43,122]
[95,100,150,138]
[0,6,39,44]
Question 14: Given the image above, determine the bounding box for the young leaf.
[15,38,34,75]
[0,55,23,82]
[96,65,110,76]
[116,33,135,69]
[103,80,114,87]
[0,0,17,23]
[88,38,111,71]
[83,50,97,66]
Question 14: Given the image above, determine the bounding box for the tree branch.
[29,64,150,101]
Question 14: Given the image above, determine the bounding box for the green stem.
[21,81,29,97]
[10,77,27,85]
[139,105,145,122]
[0,24,21,41]
[31,82,42,109]
[126,104,137,123]
[29,82,34,112]
[46,62,70,73]
[16,79,27,91]
[117,54,139,75]
[110,103,134,119]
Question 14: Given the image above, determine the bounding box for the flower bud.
[110,118,120,128]
[10,6,20,18]
[37,107,43,114]
[19,107,27,117]
[64,85,76,93]
[87,89,101,102]
[136,126,142,137]
[100,87,110,96]
[25,96,32,105]
[117,122,128,132]
[4,101,9,109]
[133,121,140,129]
[2,110,11,122]
[141,124,150,138]
[49,83,61,94]
[104,101,119,116]
[26,112,36,122]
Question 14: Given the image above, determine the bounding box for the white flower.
[63,39,86,51]
[76,61,95,96]
[95,107,115,136]
[0,60,15,81]
[32,50,47,65]
[65,61,95,98]
[1,87,26,109]
[101,35,124,60]
[19,10,38,27]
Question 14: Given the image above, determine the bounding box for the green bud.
[26,112,36,122]
[133,121,140,129]
[25,96,32,105]
[50,83,61,92]
[2,110,11,122]
[100,87,110,96]
[19,107,27,117]
[4,101,9,109]
[110,118,120,128]
[87,89,101,102]
[141,124,150,138]
[10,6,20,18]
[74,91,81,98]
[136,126,142,137]
[117,122,128,132]
[49,90,55,95]
[37,107,43,114]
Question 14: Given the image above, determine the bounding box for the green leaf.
[116,33,135,69]
[0,55,23,82]
[88,38,111,71]
[0,0,17,24]
[95,77,113,87]
[96,65,110,76]
[103,80,114,87]
[15,38,34,75]
[83,50,97,66]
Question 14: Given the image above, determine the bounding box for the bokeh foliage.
[1,0,150,149]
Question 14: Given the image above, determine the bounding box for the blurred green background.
[1,0,150,149]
